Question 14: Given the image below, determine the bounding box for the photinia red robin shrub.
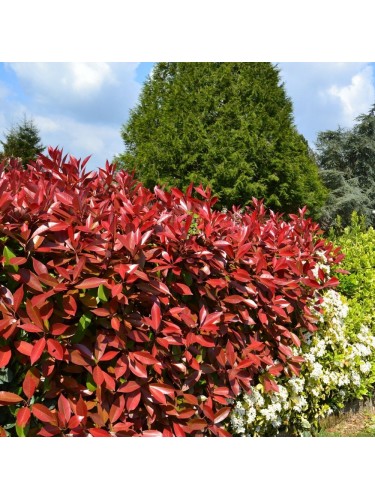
[0,147,344,436]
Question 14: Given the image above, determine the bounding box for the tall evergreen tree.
[316,105,375,229]
[0,116,44,165]
[116,62,327,217]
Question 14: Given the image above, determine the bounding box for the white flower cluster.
[229,287,375,436]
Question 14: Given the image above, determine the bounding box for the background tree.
[116,62,327,218]
[316,105,375,229]
[0,116,44,165]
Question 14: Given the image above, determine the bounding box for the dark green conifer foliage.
[316,105,375,229]
[116,62,326,217]
[0,116,44,166]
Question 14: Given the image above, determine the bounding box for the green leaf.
[97,284,109,303]
[3,246,18,271]
[16,424,27,437]
[86,373,97,392]
[71,313,92,343]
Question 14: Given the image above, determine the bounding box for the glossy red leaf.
[13,285,24,312]
[171,283,193,295]
[16,407,31,428]
[47,339,64,360]
[150,302,161,331]
[76,277,108,289]
[133,351,158,365]
[125,390,141,412]
[118,380,141,393]
[129,359,148,378]
[58,393,71,426]
[0,391,24,405]
[19,269,44,292]
[15,340,33,356]
[213,407,231,424]
[62,295,77,316]
[20,323,43,333]
[30,337,46,365]
[88,428,112,437]
[142,430,163,437]
[0,346,11,368]
[22,369,40,399]
[109,396,125,423]
[186,418,207,431]
[51,323,71,336]
[99,350,118,362]
[32,257,49,276]
[26,299,44,330]
[76,397,88,423]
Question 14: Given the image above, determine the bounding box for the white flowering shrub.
[229,257,375,436]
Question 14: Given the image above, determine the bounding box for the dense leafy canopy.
[316,105,375,229]
[0,116,44,166]
[116,62,327,218]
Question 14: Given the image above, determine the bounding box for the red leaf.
[63,295,77,316]
[92,308,110,317]
[88,428,112,437]
[51,323,71,336]
[26,299,44,330]
[47,339,64,360]
[93,365,105,385]
[133,351,158,365]
[22,369,40,399]
[32,257,48,276]
[38,273,59,287]
[213,407,231,424]
[141,430,163,437]
[129,359,148,378]
[109,396,125,423]
[172,422,186,437]
[20,323,43,333]
[16,407,31,428]
[15,340,33,356]
[125,390,141,411]
[187,418,207,431]
[0,346,11,368]
[223,295,244,304]
[171,283,193,295]
[148,386,167,405]
[13,285,24,312]
[9,257,27,266]
[118,380,141,393]
[73,256,86,282]
[58,394,71,426]
[32,404,57,424]
[76,278,108,289]
[263,377,279,393]
[150,302,161,331]
[76,397,88,423]
[99,350,118,362]
[19,268,44,292]
[0,391,24,405]
[30,338,46,365]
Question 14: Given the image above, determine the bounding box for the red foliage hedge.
[0,148,344,436]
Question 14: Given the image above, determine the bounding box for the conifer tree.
[0,116,44,165]
[316,104,375,229]
[116,62,326,217]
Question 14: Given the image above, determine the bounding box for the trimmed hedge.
[0,148,343,436]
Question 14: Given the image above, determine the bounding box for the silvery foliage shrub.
[229,253,375,436]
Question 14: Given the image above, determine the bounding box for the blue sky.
[1,62,375,170]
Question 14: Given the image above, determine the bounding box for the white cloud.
[327,66,374,125]
[0,62,145,168]
[5,62,141,124]
[278,62,375,147]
